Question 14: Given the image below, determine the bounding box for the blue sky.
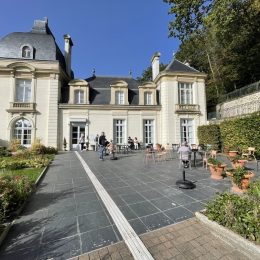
[0,0,179,79]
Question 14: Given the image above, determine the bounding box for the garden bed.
[0,166,49,246]
[195,211,260,260]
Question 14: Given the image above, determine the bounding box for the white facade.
[0,19,207,150]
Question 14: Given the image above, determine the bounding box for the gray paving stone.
[77,200,104,215]
[140,212,173,231]
[120,193,146,204]
[164,206,194,222]
[42,216,78,243]
[129,201,159,217]
[129,218,149,234]
[150,197,179,211]
[81,226,119,253]
[78,211,111,233]
[39,235,81,260]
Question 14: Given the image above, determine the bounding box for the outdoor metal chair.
[242,147,256,160]
[202,150,217,169]
[179,151,191,170]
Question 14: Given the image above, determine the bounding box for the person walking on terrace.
[78,133,85,151]
[98,132,106,160]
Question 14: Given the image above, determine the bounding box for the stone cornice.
[154,71,207,84]
[59,104,161,111]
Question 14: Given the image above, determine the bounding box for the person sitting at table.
[107,140,115,154]
[134,137,139,150]
[128,136,134,150]
[178,141,191,168]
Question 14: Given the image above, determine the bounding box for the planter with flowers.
[207,158,227,180]
[226,166,255,193]
[230,155,247,169]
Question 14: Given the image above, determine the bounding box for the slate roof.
[164,59,200,74]
[85,75,140,105]
[0,19,66,69]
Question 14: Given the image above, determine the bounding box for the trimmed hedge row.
[197,125,221,150]
[198,112,260,153]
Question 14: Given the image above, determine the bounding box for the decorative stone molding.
[68,79,89,104]
[138,82,157,105]
[110,80,129,105]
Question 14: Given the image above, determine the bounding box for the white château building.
[0,18,207,150]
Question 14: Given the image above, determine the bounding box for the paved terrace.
[0,150,258,259]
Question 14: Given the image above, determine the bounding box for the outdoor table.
[191,149,198,167]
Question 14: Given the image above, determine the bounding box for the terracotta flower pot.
[228,151,238,157]
[232,160,248,169]
[208,163,226,180]
[226,171,255,193]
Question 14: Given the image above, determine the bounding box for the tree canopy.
[164,0,260,105]
[137,63,167,83]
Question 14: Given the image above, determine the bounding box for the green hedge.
[220,112,260,152]
[197,124,221,150]
[198,112,260,153]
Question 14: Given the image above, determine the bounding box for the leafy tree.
[164,0,260,105]
[137,63,167,83]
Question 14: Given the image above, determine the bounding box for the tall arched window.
[144,92,152,105]
[22,46,31,58]
[115,91,124,105]
[74,90,84,104]
[13,118,32,146]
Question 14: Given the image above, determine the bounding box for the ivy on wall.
[198,112,260,153]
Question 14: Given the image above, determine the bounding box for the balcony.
[7,102,36,113]
[175,104,200,114]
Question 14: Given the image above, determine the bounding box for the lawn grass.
[0,167,44,184]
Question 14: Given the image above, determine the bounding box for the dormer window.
[110,81,129,105]
[74,90,84,104]
[68,79,89,105]
[138,82,157,105]
[115,91,124,105]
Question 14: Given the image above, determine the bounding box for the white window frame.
[114,119,125,144]
[15,79,32,102]
[178,82,193,104]
[22,46,31,58]
[144,119,154,145]
[180,119,194,144]
[115,91,124,105]
[144,91,152,105]
[13,118,32,147]
[74,89,84,104]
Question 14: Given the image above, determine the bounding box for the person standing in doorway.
[98,132,106,160]
[94,134,99,151]
[78,133,85,151]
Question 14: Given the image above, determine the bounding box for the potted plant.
[228,147,239,157]
[207,158,227,180]
[230,154,247,169]
[226,166,255,193]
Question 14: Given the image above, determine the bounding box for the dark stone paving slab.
[0,152,119,260]
[0,151,259,260]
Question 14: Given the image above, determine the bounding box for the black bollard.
[176,169,196,189]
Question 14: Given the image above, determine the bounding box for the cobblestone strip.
[71,218,250,260]
[75,151,154,260]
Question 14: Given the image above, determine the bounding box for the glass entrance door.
[180,119,194,144]
[71,125,85,150]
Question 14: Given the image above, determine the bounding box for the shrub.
[0,159,27,170]
[9,139,25,152]
[30,138,46,155]
[0,147,11,157]
[44,146,58,154]
[206,184,260,243]
[197,124,221,150]
[0,175,32,220]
